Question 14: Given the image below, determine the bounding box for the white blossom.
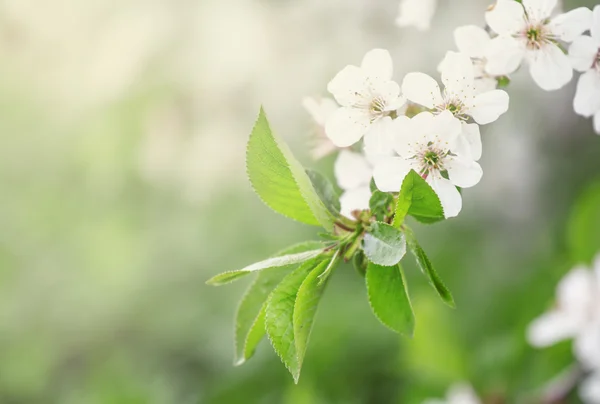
[372,111,483,218]
[395,0,437,31]
[326,49,405,148]
[569,5,600,134]
[581,371,600,404]
[485,0,592,91]
[334,150,373,219]
[302,97,339,159]
[423,383,481,404]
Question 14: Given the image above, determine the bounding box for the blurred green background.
[0,0,598,403]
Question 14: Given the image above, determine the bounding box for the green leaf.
[567,181,600,263]
[404,226,455,308]
[394,170,445,225]
[366,263,415,336]
[234,241,323,366]
[265,259,327,382]
[363,222,407,267]
[246,108,334,231]
[306,169,341,215]
[206,249,323,286]
[353,250,367,278]
[293,259,332,377]
[369,190,394,222]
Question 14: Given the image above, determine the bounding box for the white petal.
[363,117,395,157]
[484,35,526,76]
[454,122,482,161]
[388,115,418,158]
[474,77,499,95]
[430,110,462,144]
[485,0,526,35]
[402,72,444,108]
[595,111,600,134]
[327,65,370,107]
[369,79,402,111]
[361,49,394,81]
[339,187,372,219]
[580,372,600,404]
[522,0,558,21]
[447,384,481,404]
[372,157,413,192]
[527,44,573,91]
[395,0,437,31]
[454,25,491,59]
[573,70,600,117]
[569,35,598,72]
[593,5,600,46]
[446,157,483,188]
[441,51,476,98]
[302,97,339,126]
[334,150,373,191]
[427,175,462,218]
[557,266,596,316]
[549,7,593,43]
[325,107,370,147]
[526,312,579,347]
[469,90,510,125]
[574,325,600,370]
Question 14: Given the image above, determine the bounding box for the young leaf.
[234,241,324,366]
[394,170,445,225]
[366,263,415,336]
[306,169,341,215]
[363,222,407,267]
[265,259,327,382]
[206,249,323,286]
[404,226,455,308]
[293,259,332,377]
[246,108,334,231]
[369,190,394,222]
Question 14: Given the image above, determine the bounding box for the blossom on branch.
[334,150,373,219]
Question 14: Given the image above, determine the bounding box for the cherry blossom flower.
[484,0,592,91]
[372,111,483,218]
[326,49,405,148]
[302,97,340,159]
[334,150,373,219]
[423,383,481,404]
[395,0,437,31]
[569,5,600,134]
[403,52,509,125]
[439,25,500,94]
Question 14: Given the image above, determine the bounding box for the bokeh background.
[0,0,599,403]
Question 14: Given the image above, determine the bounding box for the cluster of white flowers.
[527,254,600,403]
[304,0,598,221]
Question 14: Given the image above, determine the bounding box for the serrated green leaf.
[369,190,394,222]
[394,170,445,225]
[366,262,414,336]
[234,241,324,366]
[363,222,407,267]
[567,181,600,263]
[404,226,455,308]
[247,108,334,231]
[306,169,341,216]
[353,250,367,278]
[293,259,332,377]
[265,259,325,383]
[206,249,323,286]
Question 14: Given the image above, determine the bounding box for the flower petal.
[574,70,600,117]
[527,44,573,91]
[527,312,579,347]
[474,77,499,95]
[372,157,413,192]
[334,150,373,191]
[395,0,437,31]
[430,110,462,144]
[595,111,600,134]
[447,384,482,404]
[557,267,596,315]
[522,0,558,22]
[593,5,600,46]
[363,117,395,157]
[402,72,444,109]
[339,187,372,219]
[388,115,418,158]
[446,157,483,188]
[580,372,600,404]
[325,107,370,147]
[549,7,593,43]
[484,35,526,76]
[361,49,394,81]
[574,324,600,370]
[427,175,462,218]
[469,90,510,125]
[302,97,339,126]
[369,79,402,111]
[454,122,482,161]
[327,65,370,107]
[454,25,491,59]
[441,51,476,99]
[485,0,526,35]
[569,35,598,72]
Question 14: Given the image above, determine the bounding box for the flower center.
[370,97,386,115]
[521,23,553,50]
[415,142,449,177]
[437,98,467,120]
